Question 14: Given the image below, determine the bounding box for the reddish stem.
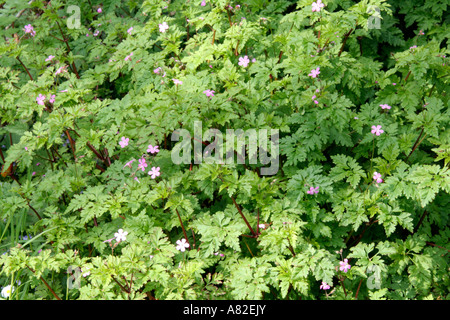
[16,57,33,81]
[175,208,191,249]
[26,266,61,300]
[338,28,354,57]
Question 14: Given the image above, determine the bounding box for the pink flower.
[371,125,384,136]
[238,55,250,68]
[25,147,28,151]
[123,159,135,168]
[93,30,100,36]
[339,259,351,273]
[49,95,56,103]
[97,8,102,13]
[148,166,161,179]
[320,282,331,290]
[36,163,40,166]
[312,0,325,12]
[308,67,320,78]
[36,94,46,105]
[124,52,134,61]
[45,55,55,62]
[119,137,129,148]
[373,172,383,184]
[23,24,36,37]
[307,186,319,194]
[172,79,183,85]
[32,172,36,176]
[159,22,169,33]
[147,144,160,154]
[379,104,391,110]
[134,177,140,183]
[203,89,215,97]
[138,157,148,171]
[127,27,133,35]
[55,65,68,76]
[201,1,206,6]
[154,67,162,74]
[252,58,256,63]
[176,238,190,252]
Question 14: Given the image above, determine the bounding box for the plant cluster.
[0,0,448,300]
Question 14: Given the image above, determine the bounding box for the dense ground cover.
[0,0,449,300]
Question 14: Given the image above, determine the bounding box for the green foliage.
[0,0,449,300]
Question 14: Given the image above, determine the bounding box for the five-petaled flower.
[49,95,56,104]
[23,24,36,37]
[339,259,351,272]
[36,94,46,105]
[147,144,160,154]
[176,238,190,252]
[373,172,383,184]
[380,104,391,110]
[138,157,148,171]
[238,55,250,68]
[203,89,215,97]
[159,22,169,33]
[371,125,384,136]
[201,1,206,6]
[148,166,161,179]
[119,137,129,148]
[320,282,331,290]
[307,186,319,194]
[173,79,183,85]
[312,0,325,12]
[45,55,55,62]
[1,285,15,299]
[308,67,321,78]
[123,159,135,168]
[114,229,128,242]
